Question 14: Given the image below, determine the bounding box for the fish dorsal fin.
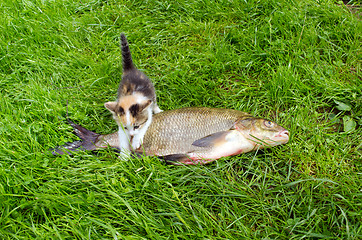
[192,131,231,148]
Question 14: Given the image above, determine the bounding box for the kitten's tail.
[120,33,135,71]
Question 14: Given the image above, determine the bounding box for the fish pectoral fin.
[158,154,190,164]
[191,131,231,148]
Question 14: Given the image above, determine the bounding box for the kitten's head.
[105,94,152,136]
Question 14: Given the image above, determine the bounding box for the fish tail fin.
[66,118,99,144]
[120,33,135,71]
[51,119,100,155]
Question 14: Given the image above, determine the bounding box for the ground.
[0,0,361,239]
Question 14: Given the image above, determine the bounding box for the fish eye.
[264,120,274,128]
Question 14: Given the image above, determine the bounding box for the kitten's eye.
[118,107,125,115]
[264,120,274,128]
[134,125,140,130]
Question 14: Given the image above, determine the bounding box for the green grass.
[0,0,361,239]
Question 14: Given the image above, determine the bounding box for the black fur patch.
[129,104,139,117]
[121,33,135,71]
[118,106,125,115]
[118,70,154,96]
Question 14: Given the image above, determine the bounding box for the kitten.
[105,33,162,157]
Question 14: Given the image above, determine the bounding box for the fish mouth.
[257,130,290,147]
[274,130,290,143]
[249,134,287,148]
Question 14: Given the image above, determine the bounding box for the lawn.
[0,0,361,239]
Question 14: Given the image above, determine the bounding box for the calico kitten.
[105,33,162,157]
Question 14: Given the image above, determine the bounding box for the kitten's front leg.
[119,150,130,160]
[131,108,152,150]
[131,135,142,150]
[131,124,150,150]
[118,129,131,160]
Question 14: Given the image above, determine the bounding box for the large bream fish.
[53,107,289,165]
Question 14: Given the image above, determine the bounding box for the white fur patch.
[125,111,131,127]
[132,92,149,104]
[153,104,162,114]
[118,128,131,159]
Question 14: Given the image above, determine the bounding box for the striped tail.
[120,33,135,72]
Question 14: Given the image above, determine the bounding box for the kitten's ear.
[104,102,117,113]
[140,100,152,112]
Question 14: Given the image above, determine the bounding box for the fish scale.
[140,107,251,155]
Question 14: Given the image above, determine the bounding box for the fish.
[52,107,289,165]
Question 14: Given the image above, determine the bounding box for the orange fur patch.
[116,93,150,125]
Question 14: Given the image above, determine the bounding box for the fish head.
[234,118,289,149]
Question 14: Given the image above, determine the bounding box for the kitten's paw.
[153,106,163,114]
[118,151,130,161]
[131,139,142,150]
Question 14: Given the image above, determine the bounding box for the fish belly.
[178,131,252,165]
